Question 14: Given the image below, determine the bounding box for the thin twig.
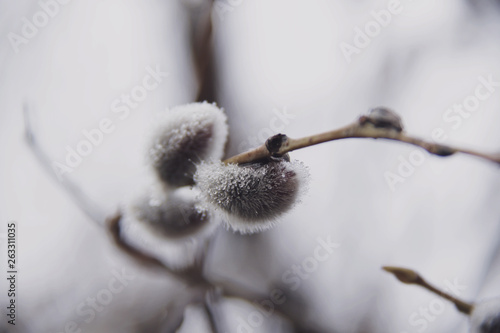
[204,288,224,333]
[224,117,500,166]
[186,0,216,102]
[382,266,475,315]
[158,293,194,333]
[23,104,107,225]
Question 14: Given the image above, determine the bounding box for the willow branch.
[203,288,224,333]
[383,266,474,315]
[224,114,500,166]
[186,0,216,102]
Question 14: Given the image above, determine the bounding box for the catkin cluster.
[120,102,309,266]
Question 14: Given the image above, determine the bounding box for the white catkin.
[132,186,211,239]
[470,298,500,333]
[194,158,310,234]
[147,101,228,187]
[120,186,218,269]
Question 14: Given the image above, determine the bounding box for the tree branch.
[224,110,500,166]
[383,266,475,315]
[23,104,108,225]
[203,288,224,333]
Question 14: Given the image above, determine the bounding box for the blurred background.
[1,0,500,332]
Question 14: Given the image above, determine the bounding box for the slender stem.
[383,266,475,315]
[204,288,224,333]
[224,118,500,166]
[23,104,108,225]
[187,0,216,103]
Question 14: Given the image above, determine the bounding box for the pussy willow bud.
[360,107,404,132]
[470,299,500,333]
[120,186,216,268]
[382,266,420,284]
[148,102,228,187]
[194,157,309,234]
[133,186,210,239]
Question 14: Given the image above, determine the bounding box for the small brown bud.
[361,107,404,132]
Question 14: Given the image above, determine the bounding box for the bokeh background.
[1,0,500,332]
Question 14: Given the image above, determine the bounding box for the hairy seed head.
[194,158,309,233]
[148,102,228,187]
[120,186,217,269]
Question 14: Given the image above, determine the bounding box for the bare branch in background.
[383,266,475,315]
[23,104,108,225]
[187,0,217,102]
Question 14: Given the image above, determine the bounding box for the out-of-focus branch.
[24,103,313,317]
[23,104,213,288]
[186,0,217,102]
[221,281,326,332]
[383,266,475,315]
[23,104,108,225]
[224,110,500,166]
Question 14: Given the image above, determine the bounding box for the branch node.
[431,144,456,157]
[265,134,288,156]
[359,107,405,133]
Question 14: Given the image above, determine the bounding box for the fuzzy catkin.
[195,158,309,233]
[148,102,228,187]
